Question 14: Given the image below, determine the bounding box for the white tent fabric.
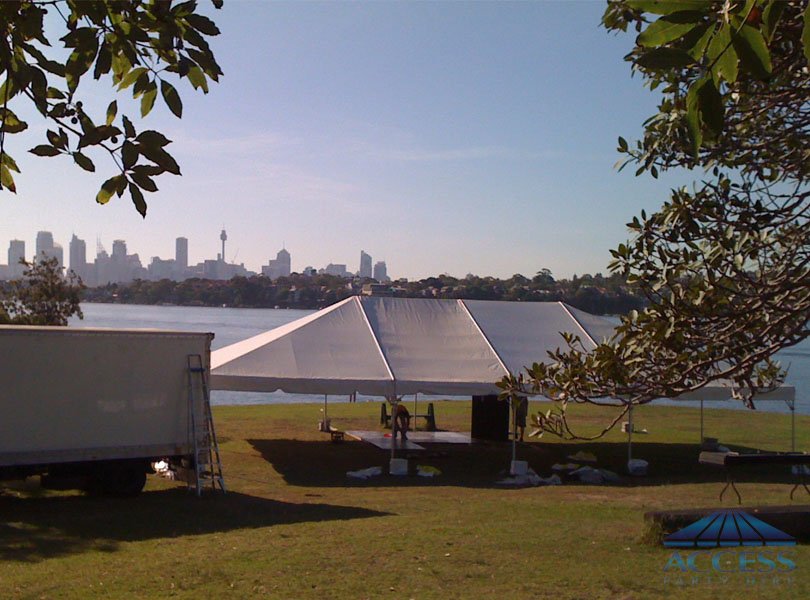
[210,296,796,402]
[210,297,394,395]
[210,296,618,396]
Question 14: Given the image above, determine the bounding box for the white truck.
[0,325,218,496]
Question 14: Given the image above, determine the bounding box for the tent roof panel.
[210,297,393,394]
[463,300,616,374]
[361,297,507,392]
[563,303,620,344]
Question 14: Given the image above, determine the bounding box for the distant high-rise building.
[53,244,63,269]
[69,234,87,279]
[35,231,63,269]
[36,231,53,256]
[359,250,372,279]
[176,237,188,270]
[36,230,54,261]
[373,261,388,282]
[112,239,127,258]
[276,248,291,277]
[8,239,25,278]
[322,263,348,277]
[220,229,227,261]
[262,247,291,280]
[93,238,145,284]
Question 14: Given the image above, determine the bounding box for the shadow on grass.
[248,437,799,489]
[525,440,799,487]
[0,488,390,563]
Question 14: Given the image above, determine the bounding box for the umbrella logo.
[664,510,796,548]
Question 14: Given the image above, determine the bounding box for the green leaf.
[132,72,151,97]
[1,152,20,173]
[637,13,705,48]
[122,115,136,139]
[0,108,28,134]
[140,145,181,175]
[46,130,64,149]
[185,14,221,36]
[803,2,810,64]
[130,169,158,192]
[64,34,100,92]
[707,24,738,83]
[187,48,223,80]
[45,86,65,100]
[685,80,703,158]
[106,100,117,126]
[97,175,125,205]
[762,1,786,42]
[186,65,208,92]
[122,141,138,170]
[183,27,212,53]
[682,23,714,60]
[618,136,628,152]
[29,145,61,157]
[131,165,164,177]
[1,164,17,193]
[129,182,147,217]
[29,67,48,115]
[136,130,171,147]
[636,47,695,69]
[140,83,157,117]
[118,67,148,90]
[22,43,66,77]
[94,45,112,80]
[72,152,95,172]
[160,80,183,117]
[732,24,772,80]
[115,173,128,197]
[626,1,708,16]
[697,79,723,137]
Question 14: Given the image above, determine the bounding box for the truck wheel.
[88,468,147,497]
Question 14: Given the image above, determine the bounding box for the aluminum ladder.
[187,354,226,495]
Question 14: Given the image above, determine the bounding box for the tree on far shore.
[501,0,810,439]
[0,256,84,325]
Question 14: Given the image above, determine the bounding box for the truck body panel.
[0,326,213,473]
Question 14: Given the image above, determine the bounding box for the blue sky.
[1,0,694,280]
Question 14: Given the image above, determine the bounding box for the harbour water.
[69,303,809,415]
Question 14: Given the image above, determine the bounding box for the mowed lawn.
[2,400,809,599]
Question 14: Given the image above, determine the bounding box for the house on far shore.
[361,283,394,297]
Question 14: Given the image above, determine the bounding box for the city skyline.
[0,229,392,284]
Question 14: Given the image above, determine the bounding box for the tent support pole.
[324,394,328,423]
[510,397,516,467]
[414,393,418,431]
[700,399,704,445]
[627,404,633,467]
[789,398,796,452]
[390,397,397,465]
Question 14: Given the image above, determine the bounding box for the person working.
[393,402,411,441]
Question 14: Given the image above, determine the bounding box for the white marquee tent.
[211,296,798,455]
[210,296,618,396]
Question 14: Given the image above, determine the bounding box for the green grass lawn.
[1,400,809,599]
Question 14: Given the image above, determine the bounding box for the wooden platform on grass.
[345,430,472,451]
[645,505,810,542]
